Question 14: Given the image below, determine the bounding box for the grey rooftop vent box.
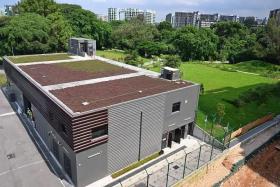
[161,67,180,81]
[69,38,96,57]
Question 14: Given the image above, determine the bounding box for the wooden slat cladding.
[4,61,74,147]
[4,60,109,153]
[71,109,108,152]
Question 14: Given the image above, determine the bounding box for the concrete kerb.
[104,146,186,187]
[1,87,74,187]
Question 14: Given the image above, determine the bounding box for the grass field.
[97,50,150,63]
[151,62,280,139]
[206,60,280,79]
[8,53,72,64]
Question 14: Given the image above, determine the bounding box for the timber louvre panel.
[4,60,109,153]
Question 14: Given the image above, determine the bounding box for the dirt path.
[222,137,280,187]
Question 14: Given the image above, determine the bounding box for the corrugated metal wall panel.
[108,94,166,173]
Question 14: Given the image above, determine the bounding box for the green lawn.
[150,63,280,139]
[8,53,72,64]
[0,74,7,86]
[96,50,127,61]
[57,60,124,73]
[206,60,280,79]
[96,50,150,63]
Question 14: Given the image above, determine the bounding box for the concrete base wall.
[76,143,108,187]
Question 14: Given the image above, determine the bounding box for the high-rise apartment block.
[269,8,280,25]
[108,8,156,24]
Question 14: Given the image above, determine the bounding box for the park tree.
[262,18,280,64]
[58,4,112,49]
[163,55,181,68]
[137,41,168,57]
[157,21,173,31]
[111,19,159,50]
[0,17,11,27]
[0,13,50,56]
[47,12,74,52]
[173,26,218,61]
[18,0,58,17]
[212,21,257,63]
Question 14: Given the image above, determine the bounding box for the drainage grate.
[7,153,16,159]
[173,165,180,170]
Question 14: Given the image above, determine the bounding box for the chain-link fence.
[111,141,224,187]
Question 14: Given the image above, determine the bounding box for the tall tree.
[18,0,58,17]
[0,13,50,55]
[111,19,159,50]
[173,26,218,61]
[47,12,74,52]
[58,4,112,49]
[264,18,280,64]
[157,21,173,31]
[212,21,257,62]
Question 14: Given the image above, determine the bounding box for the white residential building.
[108,8,156,24]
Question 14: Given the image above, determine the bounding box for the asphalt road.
[0,90,64,187]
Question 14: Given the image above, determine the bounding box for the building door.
[64,153,72,178]
[167,132,173,148]
[181,125,186,138]
[161,133,168,149]
[187,123,194,135]
[174,128,181,143]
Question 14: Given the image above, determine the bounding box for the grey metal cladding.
[163,85,200,132]
[108,94,166,173]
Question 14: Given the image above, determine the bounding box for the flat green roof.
[8,53,72,64]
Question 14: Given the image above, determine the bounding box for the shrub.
[163,55,181,68]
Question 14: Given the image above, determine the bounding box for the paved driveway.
[0,90,64,187]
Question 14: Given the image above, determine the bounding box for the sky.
[1,0,280,21]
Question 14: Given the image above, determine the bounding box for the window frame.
[172,102,181,113]
[91,125,108,141]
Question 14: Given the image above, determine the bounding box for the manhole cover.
[173,165,180,170]
[7,153,16,159]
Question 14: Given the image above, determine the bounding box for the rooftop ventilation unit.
[161,67,180,81]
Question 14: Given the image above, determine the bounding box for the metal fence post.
[197,145,202,169]
[209,137,215,161]
[182,151,188,178]
[166,160,171,187]
[222,130,228,151]
[144,169,149,187]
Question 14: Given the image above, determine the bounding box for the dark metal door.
[174,128,181,143]
[167,132,173,148]
[188,123,194,135]
[64,153,72,178]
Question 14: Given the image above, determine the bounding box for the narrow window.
[49,112,54,121]
[61,123,67,135]
[172,102,181,113]
[91,125,108,140]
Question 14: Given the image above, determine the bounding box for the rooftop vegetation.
[56,60,125,73]
[8,53,72,64]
